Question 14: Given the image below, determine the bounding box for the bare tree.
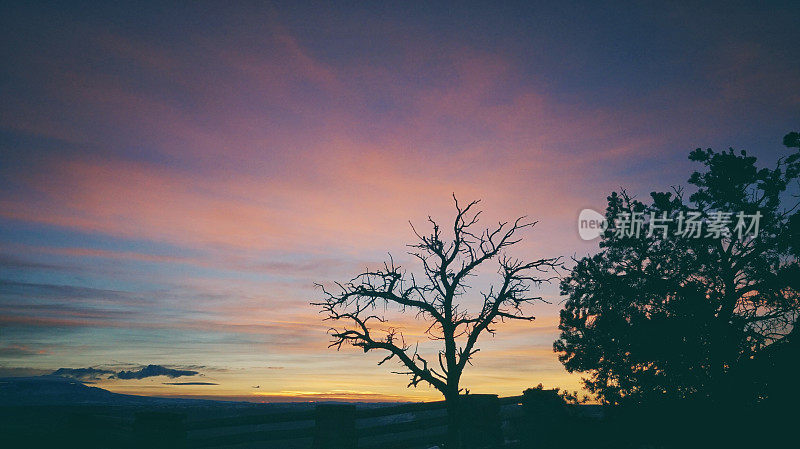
[313,196,561,448]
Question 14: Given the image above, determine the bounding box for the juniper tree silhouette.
[555,133,800,446]
[314,196,561,449]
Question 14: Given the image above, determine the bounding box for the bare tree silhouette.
[313,196,561,448]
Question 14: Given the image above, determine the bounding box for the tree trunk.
[445,391,461,449]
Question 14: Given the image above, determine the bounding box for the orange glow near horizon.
[1,2,797,404]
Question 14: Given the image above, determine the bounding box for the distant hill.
[0,376,220,406]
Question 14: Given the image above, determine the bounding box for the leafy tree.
[314,196,560,448]
[555,133,800,406]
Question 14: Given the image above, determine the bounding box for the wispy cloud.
[51,367,115,380]
[0,344,49,357]
[114,365,198,380]
[0,1,796,401]
[50,364,202,381]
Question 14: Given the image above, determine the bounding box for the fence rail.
[190,425,315,448]
[2,391,603,448]
[186,409,315,430]
[178,393,528,448]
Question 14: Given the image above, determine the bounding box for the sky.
[1,1,799,402]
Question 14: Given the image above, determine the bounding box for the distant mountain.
[0,376,219,406]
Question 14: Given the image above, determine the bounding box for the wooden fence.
[173,393,527,448]
[28,391,590,448]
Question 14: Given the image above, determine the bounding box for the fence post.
[134,411,187,449]
[459,394,502,449]
[313,403,357,449]
[520,388,566,448]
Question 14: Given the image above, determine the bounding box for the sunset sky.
[1,1,799,402]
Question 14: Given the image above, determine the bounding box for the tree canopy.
[555,133,800,406]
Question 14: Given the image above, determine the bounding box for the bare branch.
[313,196,560,396]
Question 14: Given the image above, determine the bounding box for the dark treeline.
[553,132,800,448]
